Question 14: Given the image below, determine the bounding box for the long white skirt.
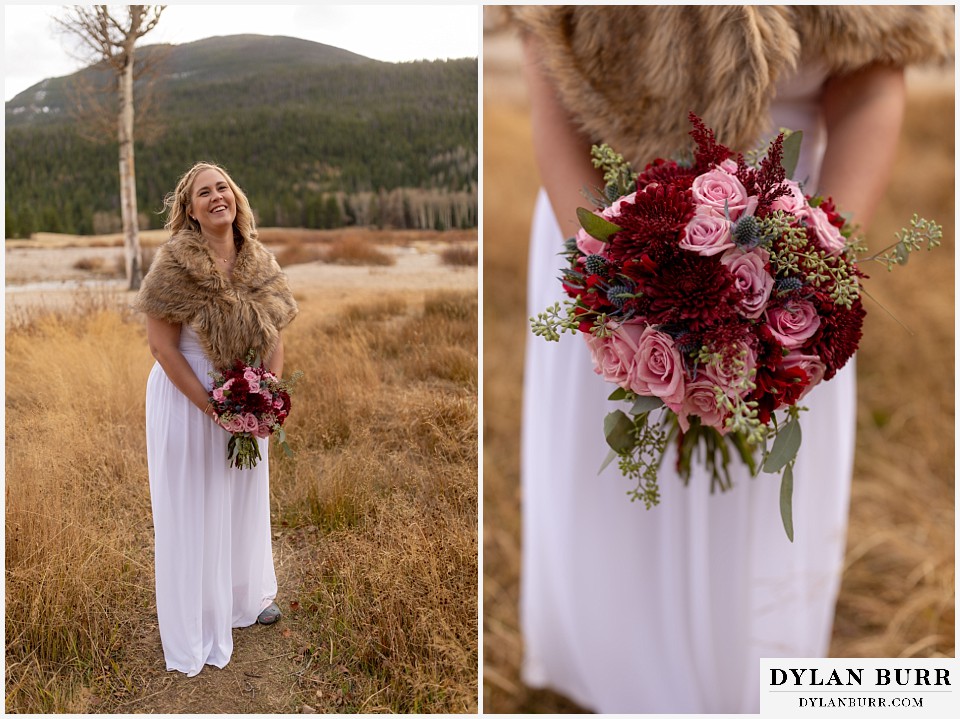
[520,191,855,713]
[145,326,277,676]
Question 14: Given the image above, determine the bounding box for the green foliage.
[4,39,478,237]
[869,214,943,271]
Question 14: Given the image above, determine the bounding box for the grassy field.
[482,57,955,713]
[5,270,478,712]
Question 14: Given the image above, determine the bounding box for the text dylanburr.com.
[761,659,959,717]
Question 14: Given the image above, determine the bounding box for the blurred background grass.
[482,26,955,713]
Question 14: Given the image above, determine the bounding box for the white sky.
[4,3,481,101]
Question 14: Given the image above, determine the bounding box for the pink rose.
[770,179,807,215]
[782,351,826,399]
[720,248,774,319]
[691,168,753,219]
[585,322,646,388]
[627,327,685,410]
[766,299,821,349]
[575,191,637,255]
[220,414,244,433]
[254,422,272,439]
[273,397,284,410]
[211,387,225,402]
[701,341,757,398]
[222,378,234,392]
[243,368,259,382]
[677,380,728,433]
[799,204,846,256]
[718,158,739,174]
[242,413,259,433]
[679,214,735,256]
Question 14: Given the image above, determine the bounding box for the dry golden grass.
[321,236,396,266]
[5,288,478,713]
[440,244,480,267]
[482,68,955,713]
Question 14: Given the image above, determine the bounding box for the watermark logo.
[761,659,958,717]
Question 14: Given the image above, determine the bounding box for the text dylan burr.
[771,668,950,687]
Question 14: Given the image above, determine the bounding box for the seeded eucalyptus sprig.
[867,214,943,271]
[529,301,582,342]
[591,143,637,198]
[762,211,861,308]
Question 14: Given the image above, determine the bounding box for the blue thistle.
[584,254,609,276]
[775,276,804,294]
[606,283,633,309]
[732,215,762,249]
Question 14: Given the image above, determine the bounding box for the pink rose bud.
[627,326,686,411]
[679,214,735,256]
[799,204,846,256]
[691,168,753,219]
[766,299,821,349]
[720,248,774,319]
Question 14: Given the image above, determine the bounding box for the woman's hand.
[146,315,223,426]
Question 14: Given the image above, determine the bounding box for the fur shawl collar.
[134,230,299,371]
[509,5,954,166]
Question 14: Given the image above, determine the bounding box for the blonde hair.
[163,161,257,244]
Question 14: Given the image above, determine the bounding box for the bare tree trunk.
[118,48,142,290]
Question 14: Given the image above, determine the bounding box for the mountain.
[5,35,478,237]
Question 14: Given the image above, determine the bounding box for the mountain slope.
[5,35,477,237]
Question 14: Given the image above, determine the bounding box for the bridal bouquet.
[530,114,941,540]
[208,355,302,469]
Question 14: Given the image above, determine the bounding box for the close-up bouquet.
[207,355,301,469]
[531,113,941,539]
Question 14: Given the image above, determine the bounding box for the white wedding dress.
[520,65,855,713]
[145,325,278,676]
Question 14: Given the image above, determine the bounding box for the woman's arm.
[521,32,604,236]
[265,334,284,377]
[146,315,219,421]
[818,63,907,233]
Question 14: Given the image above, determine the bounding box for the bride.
[513,6,952,713]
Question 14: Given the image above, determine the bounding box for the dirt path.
[108,528,320,714]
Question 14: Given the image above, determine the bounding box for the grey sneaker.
[257,601,282,626]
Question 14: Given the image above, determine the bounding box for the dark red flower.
[605,183,694,264]
[635,158,696,192]
[689,112,733,173]
[805,294,865,380]
[635,252,741,330]
[750,363,810,423]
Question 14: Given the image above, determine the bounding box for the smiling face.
[189,168,237,237]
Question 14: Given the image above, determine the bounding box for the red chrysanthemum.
[635,158,696,192]
[605,183,695,264]
[636,253,741,330]
[805,293,865,380]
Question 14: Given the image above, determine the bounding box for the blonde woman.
[135,162,298,676]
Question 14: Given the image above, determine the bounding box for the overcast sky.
[4,4,480,101]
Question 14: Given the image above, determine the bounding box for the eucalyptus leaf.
[781,130,803,180]
[895,242,910,266]
[762,418,802,474]
[631,395,664,416]
[608,387,628,402]
[282,441,295,458]
[598,447,619,474]
[577,207,622,242]
[780,462,795,542]
[603,410,635,453]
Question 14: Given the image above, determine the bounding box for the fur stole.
[509,5,954,166]
[134,230,299,371]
